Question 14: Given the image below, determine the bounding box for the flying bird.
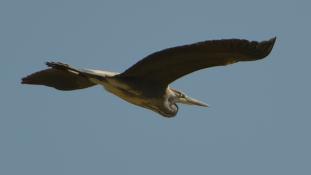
[22,37,276,117]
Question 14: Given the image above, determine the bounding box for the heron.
[22,37,276,117]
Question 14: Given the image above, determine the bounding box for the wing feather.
[119,37,276,87]
[21,64,96,91]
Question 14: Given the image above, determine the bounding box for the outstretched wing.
[21,62,96,91]
[119,37,276,87]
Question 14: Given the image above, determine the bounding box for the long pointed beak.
[180,96,209,107]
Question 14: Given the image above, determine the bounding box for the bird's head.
[170,88,209,107]
[152,88,208,118]
[162,88,208,117]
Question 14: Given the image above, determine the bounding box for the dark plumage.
[22,37,276,117]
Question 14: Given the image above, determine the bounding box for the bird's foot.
[46,61,70,70]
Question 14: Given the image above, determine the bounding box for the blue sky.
[1,0,310,174]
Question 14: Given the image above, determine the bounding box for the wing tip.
[21,76,36,85]
[259,36,277,58]
[21,61,51,85]
[21,77,27,84]
[262,36,277,56]
[267,36,277,51]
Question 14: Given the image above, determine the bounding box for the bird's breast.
[101,78,153,107]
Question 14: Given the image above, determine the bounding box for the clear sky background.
[1,0,310,174]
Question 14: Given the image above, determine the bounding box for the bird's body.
[22,37,276,117]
